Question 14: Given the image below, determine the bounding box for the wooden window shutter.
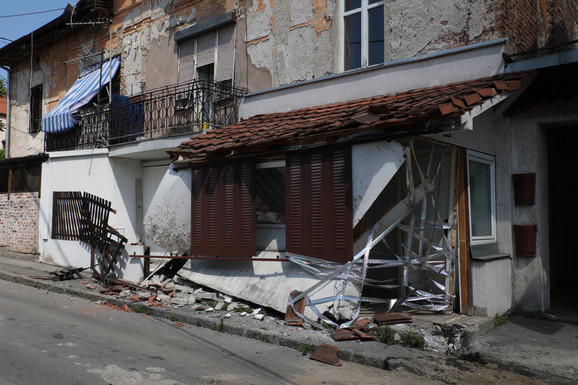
[196,31,215,69]
[286,146,353,263]
[178,38,196,83]
[215,24,235,82]
[191,160,255,257]
[30,85,43,133]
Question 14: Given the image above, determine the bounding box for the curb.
[0,269,433,373]
[2,269,572,384]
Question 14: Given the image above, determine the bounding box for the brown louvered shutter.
[30,85,43,133]
[191,160,255,257]
[286,146,352,263]
[178,38,196,83]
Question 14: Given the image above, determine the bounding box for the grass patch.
[494,313,508,327]
[297,344,312,356]
[374,325,396,345]
[133,304,151,315]
[231,305,252,313]
[205,300,218,308]
[399,328,425,349]
[211,323,223,332]
[168,313,180,322]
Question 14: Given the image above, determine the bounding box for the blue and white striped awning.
[41,57,121,134]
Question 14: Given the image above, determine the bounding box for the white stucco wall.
[351,140,405,227]
[504,108,578,312]
[471,257,512,317]
[240,40,507,119]
[143,163,191,255]
[38,150,145,281]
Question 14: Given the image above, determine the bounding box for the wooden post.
[457,148,472,314]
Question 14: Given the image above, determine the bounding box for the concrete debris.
[170,297,189,306]
[222,295,233,304]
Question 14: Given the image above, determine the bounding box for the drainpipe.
[0,65,10,158]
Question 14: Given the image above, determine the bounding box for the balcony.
[45,79,246,152]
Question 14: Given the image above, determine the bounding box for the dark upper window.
[30,85,43,133]
[256,161,286,225]
[343,0,384,71]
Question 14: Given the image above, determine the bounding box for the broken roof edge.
[168,119,460,166]
[0,0,112,63]
[169,70,536,164]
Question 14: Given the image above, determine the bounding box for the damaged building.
[0,0,577,324]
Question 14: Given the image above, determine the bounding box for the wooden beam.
[457,148,472,314]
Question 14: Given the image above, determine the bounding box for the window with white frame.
[342,0,384,71]
[178,23,235,84]
[467,151,496,244]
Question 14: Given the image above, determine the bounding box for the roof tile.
[169,71,535,161]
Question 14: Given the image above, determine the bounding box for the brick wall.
[0,192,39,254]
[503,0,578,54]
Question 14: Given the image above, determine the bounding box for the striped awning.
[41,57,120,134]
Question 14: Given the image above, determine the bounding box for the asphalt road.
[0,279,428,385]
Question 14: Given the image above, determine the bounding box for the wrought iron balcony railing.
[45,79,246,152]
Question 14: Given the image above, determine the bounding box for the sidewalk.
[0,250,575,384]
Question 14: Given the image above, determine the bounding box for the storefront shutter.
[286,146,352,263]
[191,161,255,257]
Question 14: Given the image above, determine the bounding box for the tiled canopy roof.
[170,71,534,162]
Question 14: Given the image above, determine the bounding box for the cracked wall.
[238,0,337,90]
[385,0,502,60]
[113,0,236,93]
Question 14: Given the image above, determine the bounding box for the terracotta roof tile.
[169,71,535,161]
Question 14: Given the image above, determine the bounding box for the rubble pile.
[96,273,272,322]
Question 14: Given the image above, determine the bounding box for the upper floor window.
[178,23,235,84]
[30,85,43,133]
[343,0,384,71]
[467,151,496,244]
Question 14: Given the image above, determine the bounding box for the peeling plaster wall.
[113,0,235,93]
[239,0,337,90]
[8,21,108,157]
[143,164,191,255]
[385,0,502,61]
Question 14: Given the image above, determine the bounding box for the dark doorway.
[548,126,578,311]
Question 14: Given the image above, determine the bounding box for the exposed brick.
[0,192,39,253]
